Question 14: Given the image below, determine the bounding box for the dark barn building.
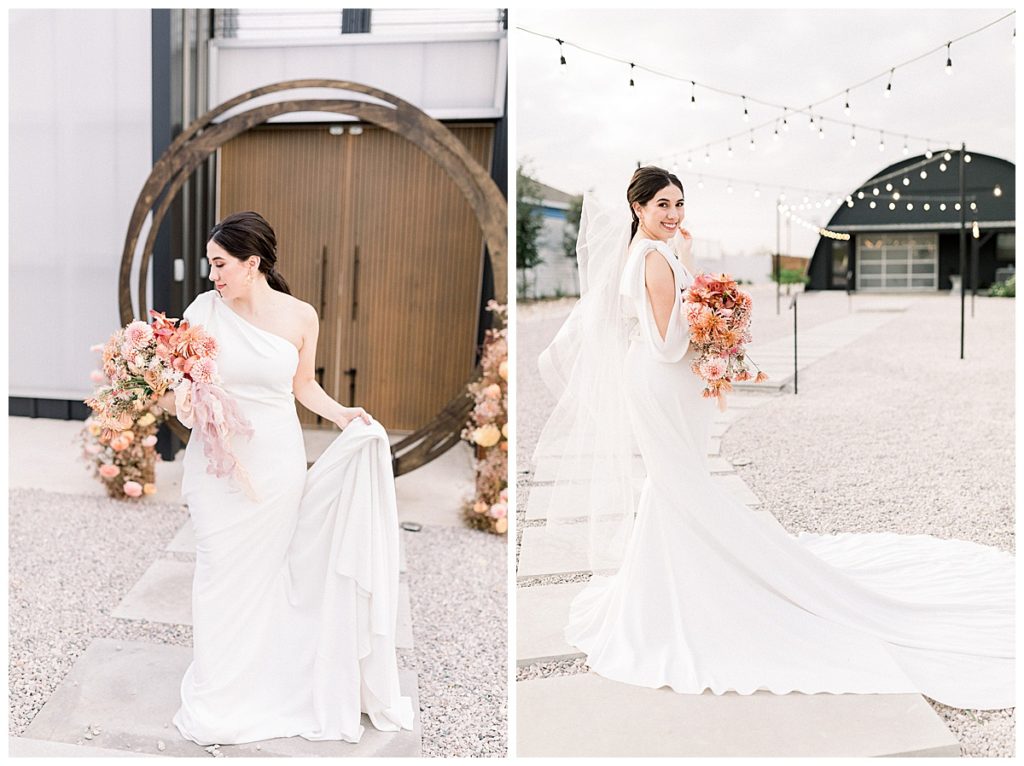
[807,151,1015,292]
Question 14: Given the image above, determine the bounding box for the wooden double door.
[218,123,493,430]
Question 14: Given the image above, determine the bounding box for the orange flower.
[755,371,769,383]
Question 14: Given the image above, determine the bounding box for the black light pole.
[775,196,781,315]
[958,143,967,360]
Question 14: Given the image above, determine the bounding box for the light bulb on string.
[939,162,947,172]
[970,201,977,211]
[902,177,910,186]
[818,123,825,140]
[847,199,854,208]
[690,81,696,109]
[628,62,636,91]
[697,177,705,189]
[808,108,815,131]
[923,203,930,211]
[704,149,711,164]
[727,140,733,158]
[850,125,856,147]
[773,121,780,141]
[754,186,761,198]
[872,187,879,196]
[925,148,933,159]
[726,182,733,194]
[884,68,894,98]
[945,42,952,75]
[556,38,567,75]
[944,151,952,161]
[972,221,980,238]
[869,201,877,209]
[994,184,1003,197]
[902,136,909,156]
[878,131,885,152]
[889,202,896,210]
[954,202,961,211]
[885,182,893,192]
[749,130,756,151]
[687,154,693,169]
[920,170,928,179]
[844,89,851,116]
[857,191,865,199]
[940,203,947,211]
[907,203,914,210]
[782,107,790,131]
[742,95,750,122]
[964,153,972,163]
[672,160,679,175]
[893,191,901,200]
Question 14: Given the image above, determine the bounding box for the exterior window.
[831,242,849,288]
[996,233,1015,264]
[856,233,938,291]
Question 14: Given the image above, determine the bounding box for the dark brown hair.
[208,211,292,295]
[627,166,685,240]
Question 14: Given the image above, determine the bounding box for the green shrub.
[988,274,1015,297]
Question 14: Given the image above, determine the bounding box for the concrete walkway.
[8,417,477,757]
[515,289,963,757]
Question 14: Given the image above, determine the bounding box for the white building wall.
[210,32,506,123]
[9,9,153,399]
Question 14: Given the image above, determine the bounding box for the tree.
[562,193,584,260]
[516,165,544,272]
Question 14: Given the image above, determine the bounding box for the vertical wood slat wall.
[217,123,493,431]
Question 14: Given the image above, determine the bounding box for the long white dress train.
[171,289,414,745]
[563,238,1014,711]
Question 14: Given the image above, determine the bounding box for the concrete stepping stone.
[113,559,414,649]
[519,497,768,579]
[516,673,959,757]
[9,738,158,757]
[111,559,193,626]
[22,638,421,757]
[165,521,195,554]
[517,582,586,665]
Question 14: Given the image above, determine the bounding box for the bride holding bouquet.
[534,166,1013,710]
[153,211,412,746]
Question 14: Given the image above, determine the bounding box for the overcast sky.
[515,8,1016,257]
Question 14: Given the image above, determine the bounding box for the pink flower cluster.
[461,301,509,535]
[684,273,768,410]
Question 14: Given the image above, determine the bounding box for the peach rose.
[141,435,158,447]
[472,424,501,448]
[109,435,131,452]
[143,483,157,495]
[494,517,508,534]
[498,360,508,381]
[99,464,120,478]
[483,383,502,400]
[123,481,143,498]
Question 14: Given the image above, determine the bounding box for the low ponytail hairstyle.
[208,211,292,295]
[626,166,685,240]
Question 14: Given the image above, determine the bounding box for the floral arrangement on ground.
[461,300,508,534]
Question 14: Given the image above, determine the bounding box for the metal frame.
[119,78,508,475]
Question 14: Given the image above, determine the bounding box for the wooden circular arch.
[120,79,507,475]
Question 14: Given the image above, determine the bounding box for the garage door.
[856,233,938,291]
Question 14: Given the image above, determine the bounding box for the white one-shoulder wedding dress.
[551,235,1014,711]
[171,289,413,745]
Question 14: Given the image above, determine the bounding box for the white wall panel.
[9,10,152,399]
[210,33,506,122]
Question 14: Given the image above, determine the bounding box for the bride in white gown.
[158,211,413,746]
[534,167,1014,711]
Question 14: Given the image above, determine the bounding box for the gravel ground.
[400,524,507,757]
[9,488,507,757]
[8,489,191,736]
[516,291,1015,757]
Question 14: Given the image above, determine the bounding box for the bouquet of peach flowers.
[84,310,257,499]
[684,273,767,410]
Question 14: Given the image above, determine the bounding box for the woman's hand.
[333,406,372,430]
[156,389,176,416]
